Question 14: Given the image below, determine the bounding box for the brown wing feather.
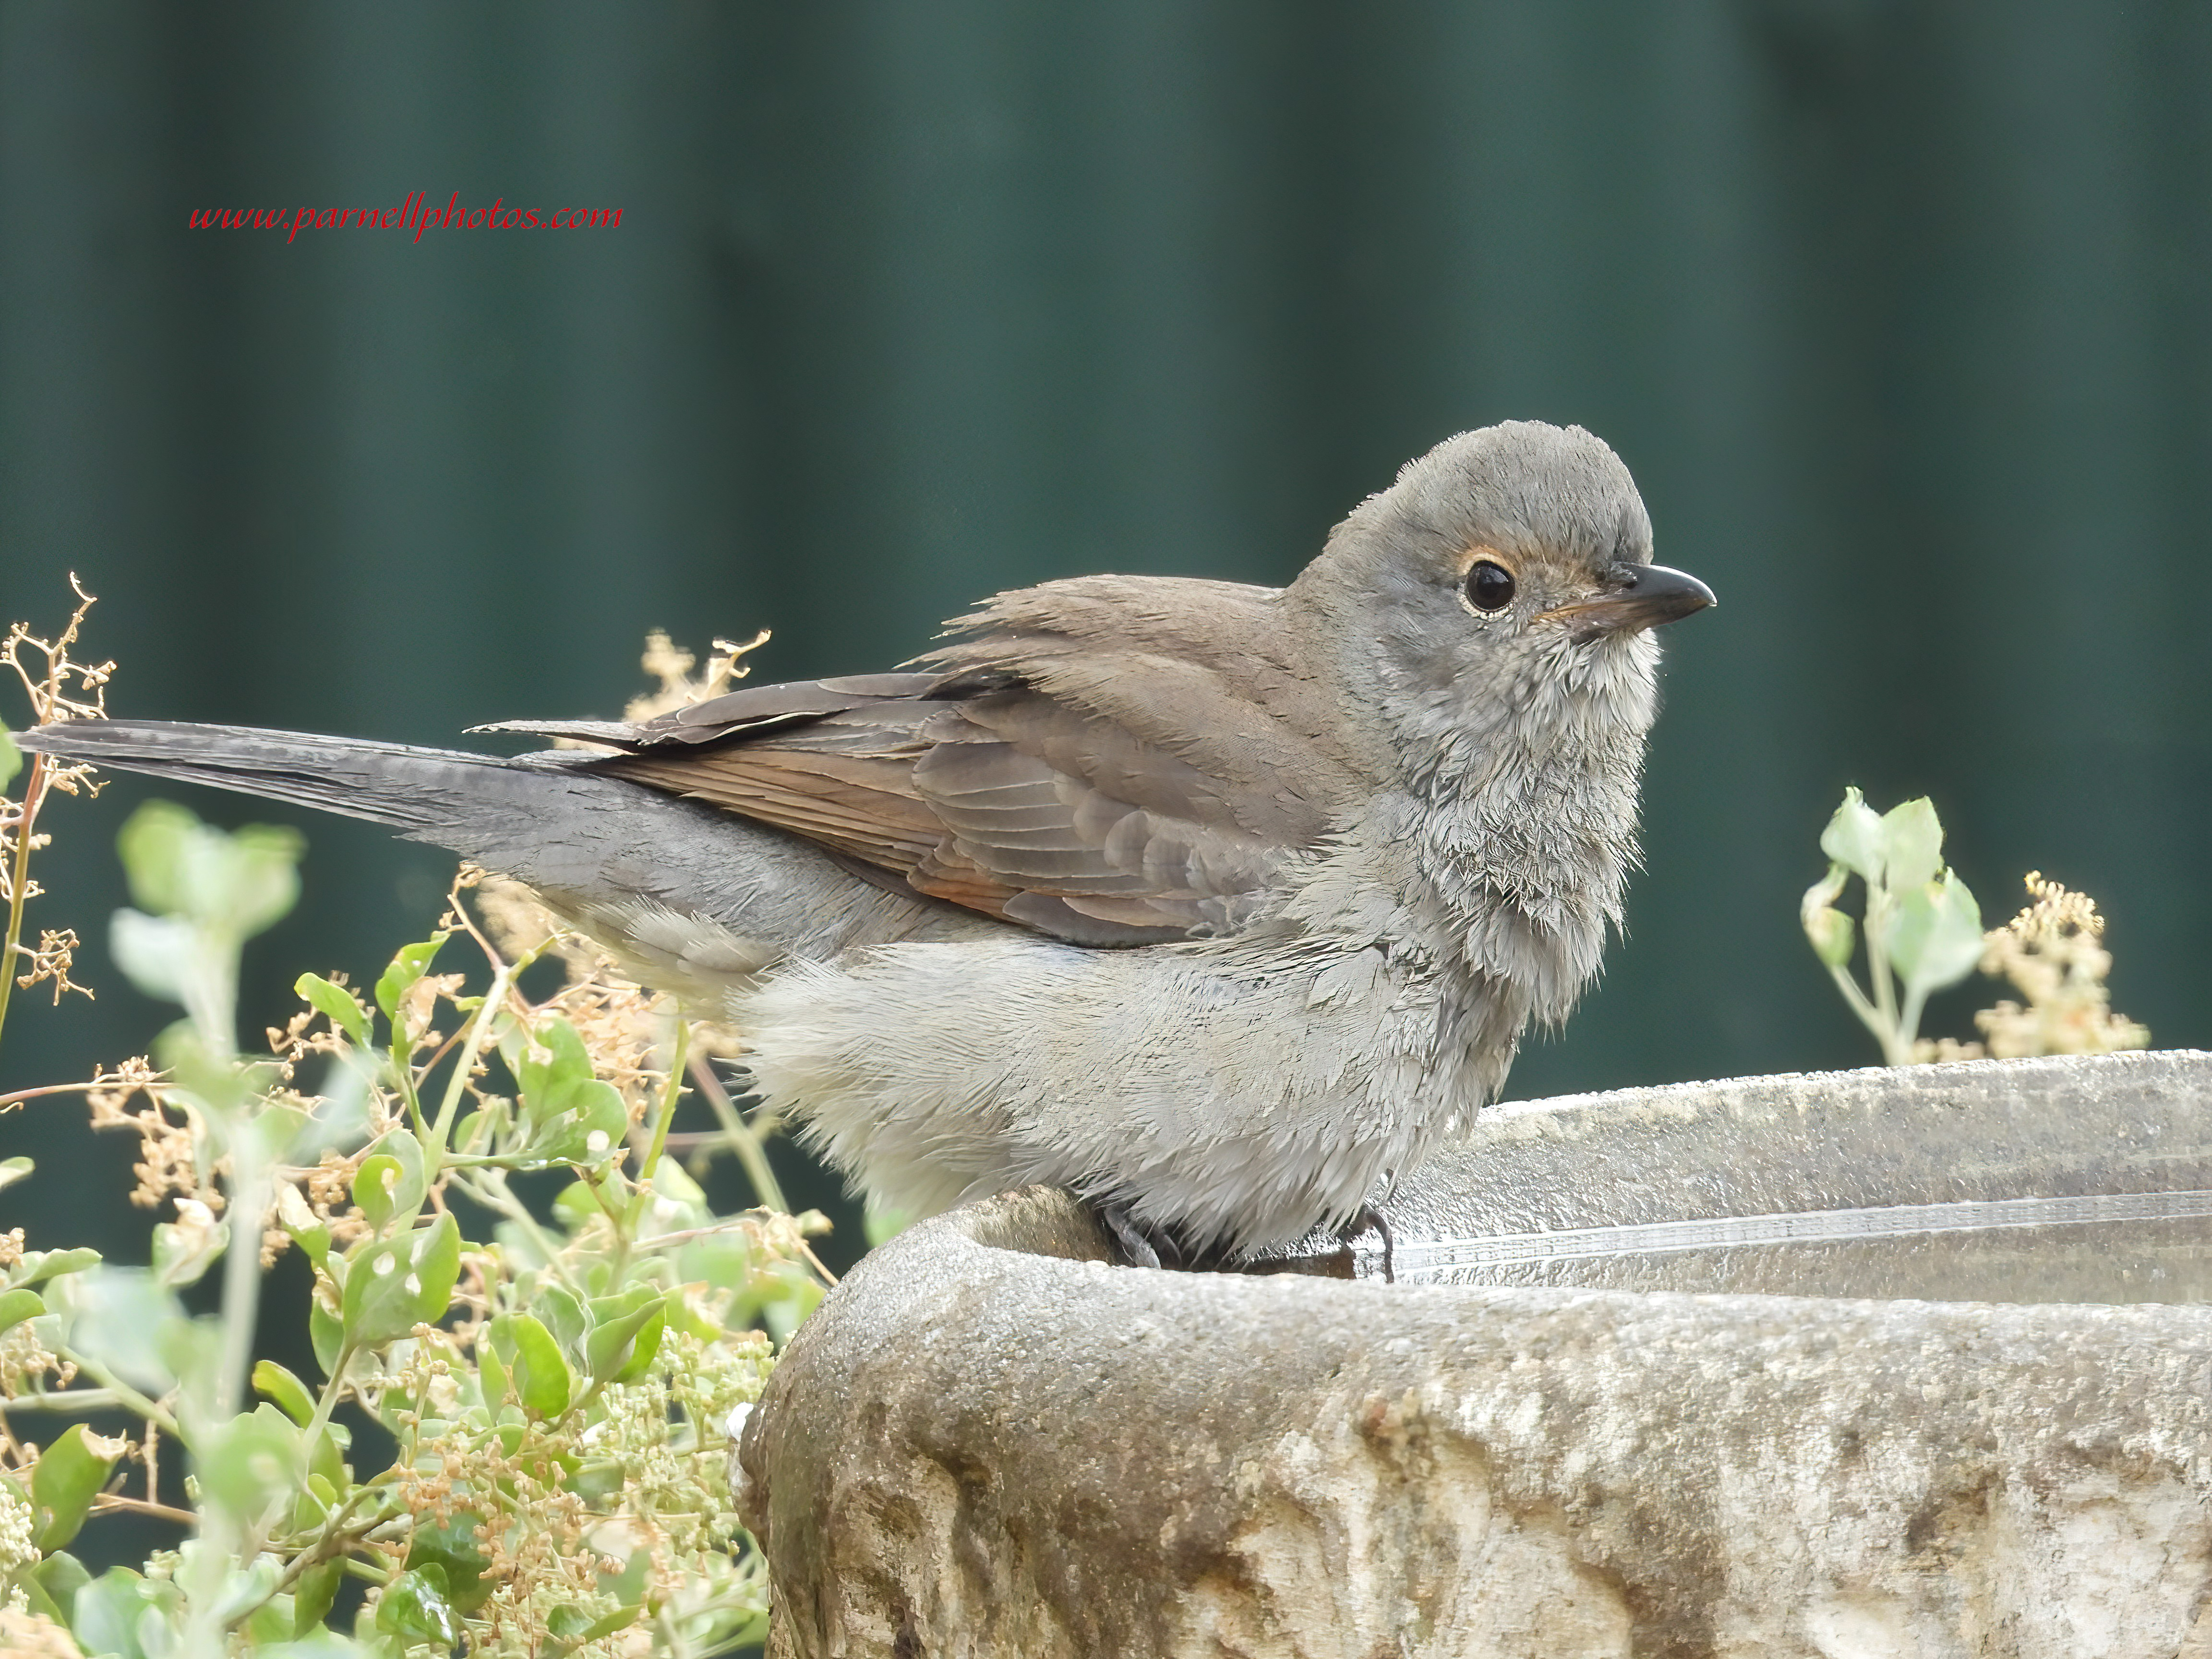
[549,578,1356,945]
[601,749,951,871]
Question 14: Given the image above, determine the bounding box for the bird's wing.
[489,579,1357,944]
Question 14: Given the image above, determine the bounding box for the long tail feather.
[15,720,988,984]
[17,719,573,838]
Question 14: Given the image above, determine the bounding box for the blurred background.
[4,1,2208,1274]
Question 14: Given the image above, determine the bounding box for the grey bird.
[24,420,1711,1267]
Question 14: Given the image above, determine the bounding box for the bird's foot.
[1339,1203,1395,1283]
[1094,1199,1165,1270]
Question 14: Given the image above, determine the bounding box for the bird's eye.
[1464,560,1516,614]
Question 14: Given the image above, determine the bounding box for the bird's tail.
[16,718,988,992]
[15,719,582,846]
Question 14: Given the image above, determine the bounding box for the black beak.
[1536,563,1716,637]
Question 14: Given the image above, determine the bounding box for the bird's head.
[1290,420,1713,788]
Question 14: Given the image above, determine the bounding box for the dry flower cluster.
[1914,872,2152,1063]
[0,578,110,1032]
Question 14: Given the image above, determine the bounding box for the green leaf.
[196,1405,306,1529]
[294,972,373,1046]
[206,1552,283,1623]
[1800,863,1855,968]
[341,1212,461,1347]
[71,1567,156,1659]
[659,1285,721,1345]
[31,1550,90,1623]
[517,1017,630,1166]
[646,1155,709,1215]
[285,1062,376,1165]
[309,1296,345,1378]
[7,1565,66,1628]
[108,908,202,1005]
[244,1594,297,1647]
[760,1263,826,1343]
[155,1313,226,1428]
[475,1329,508,1412]
[349,1131,426,1235]
[117,800,197,916]
[489,1313,573,1418]
[150,1201,228,1290]
[533,1284,588,1354]
[1878,797,1945,891]
[211,824,305,935]
[252,1359,317,1427]
[0,1287,45,1336]
[551,1179,602,1234]
[16,1245,99,1286]
[569,1457,625,1504]
[608,1316,665,1384]
[309,1420,349,1490]
[51,1266,182,1394]
[1818,787,1886,883]
[1803,905,1855,968]
[0,722,21,793]
[374,1564,459,1647]
[1889,869,1987,997]
[864,1200,919,1249]
[549,1601,643,1647]
[405,1510,495,1613]
[0,1155,32,1194]
[276,1182,332,1271]
[31,1422,126,1551]
[116,799,303,935]
[291,1558,344,1637]
[598,1545,650,1609]
[374,934,449,1025]
[410,1209,462,1317]
[584,1286,667,1384]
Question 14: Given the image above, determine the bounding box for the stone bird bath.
[739,1051,2212,1658]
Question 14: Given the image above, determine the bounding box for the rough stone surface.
[741,1057,2212,1658]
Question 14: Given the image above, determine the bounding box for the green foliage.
[28,1425,125,1552]
[0,1287,45,1336]
[252,1360,317,1428]
[116,800,303,939]
[1803,788,1986,1064]
[372,935,447,1028]
[0,800,817,1656]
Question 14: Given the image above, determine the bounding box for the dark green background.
[5,1,2209,1269]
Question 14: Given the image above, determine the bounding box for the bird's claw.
[1096,1200,1165,1270]
[1340,1203,1395,1282]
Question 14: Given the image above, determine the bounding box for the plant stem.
[1825,963,1894,1058]
[392,1040,429,1140]
[50,1346,183,1439]
[1863,888,1907,1063]
[0,752,48,1058]
[214,1122,270,1421]
[305,1339,357,1444]
[639,1017,690,1184]
[89,1493,197,1526]
[0,1077,145,1110]
[687,1054,787,1214]
[1895,982,1930,1062]
[0,1388,132,1415]
[428,958,520,1162]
